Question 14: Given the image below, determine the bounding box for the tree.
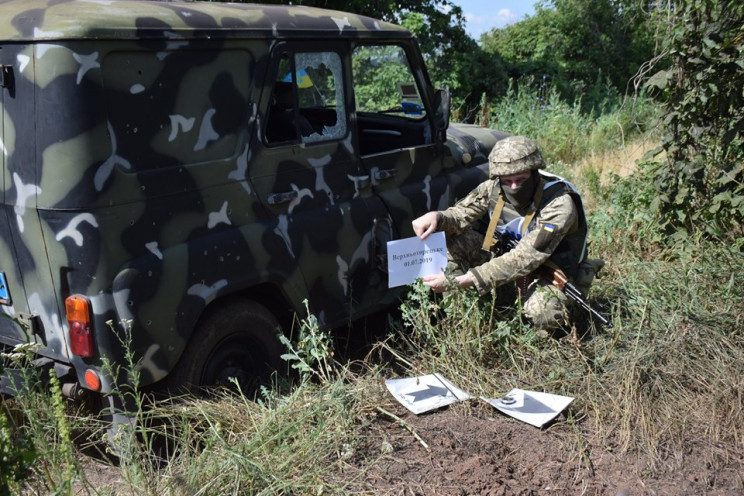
[643,0,744,237]
[480,0,656,105]
[400,10,507,118]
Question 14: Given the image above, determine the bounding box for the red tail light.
[65,295,94,358]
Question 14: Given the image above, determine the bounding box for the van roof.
[0,0,411,42]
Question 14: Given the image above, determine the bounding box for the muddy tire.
[169,298,283,395]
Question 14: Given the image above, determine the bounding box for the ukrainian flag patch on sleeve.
[534,223,557,253]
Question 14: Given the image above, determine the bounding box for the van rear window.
[102,49,252,170]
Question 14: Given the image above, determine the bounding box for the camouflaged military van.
[0,0,507,404]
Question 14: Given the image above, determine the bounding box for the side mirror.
[433,88,451,140]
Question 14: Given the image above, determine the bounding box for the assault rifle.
[494,230,612,328]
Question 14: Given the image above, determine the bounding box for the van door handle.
[349,175,371,190]
[374,169,397,181]
[267,190,298,205]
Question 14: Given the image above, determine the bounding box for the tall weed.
[0,368,87,495]
[487,78,659,167]
[382,279,545,397]
[151,380,361,494]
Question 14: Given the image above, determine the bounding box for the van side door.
[352,43,477,238]
[250,43,389,328]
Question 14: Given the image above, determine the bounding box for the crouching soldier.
[412,135,603,330]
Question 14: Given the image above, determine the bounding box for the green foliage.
[241,0,458,25]
[0,363,84,494]
[160,379,359,494]
[400,11,508,116]
[392,280,526,380]
[0,410,36,496]
[481,0,657,108]
[279,300,337,384]
[46,371,78,495]
[643,0,744,239]
[352,44,416,112]
[101,319,170,494]
[0,343,38,495]
[487,78,659,165]
[580,234,744,457]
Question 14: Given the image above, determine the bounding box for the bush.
[643,0,744,239]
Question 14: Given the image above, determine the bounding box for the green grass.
[3,87,743,493]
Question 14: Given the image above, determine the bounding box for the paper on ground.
[482,388,574,428]
[385,373,472,414]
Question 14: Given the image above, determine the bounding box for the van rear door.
[0,47,29,347]
[0,45,66,361]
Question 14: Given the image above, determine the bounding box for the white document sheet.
[386,232,448,288]
[482,389,574,428]
[385,373,472,414]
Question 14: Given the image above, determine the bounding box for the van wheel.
[171,299,283,395]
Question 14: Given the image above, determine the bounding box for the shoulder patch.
[534,223,557,253]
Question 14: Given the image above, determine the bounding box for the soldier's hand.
[423,272,475,293]
[412,211,439,239]
[422,273,447,292]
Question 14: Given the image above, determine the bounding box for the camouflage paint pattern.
[0,0,505,393]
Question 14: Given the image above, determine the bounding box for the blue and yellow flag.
[283,70,313,88]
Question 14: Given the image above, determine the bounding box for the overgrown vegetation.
[2,0,743,493]
[3,71,742,492]
[643,0,744,239]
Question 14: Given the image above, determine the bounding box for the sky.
[448,0,538,40]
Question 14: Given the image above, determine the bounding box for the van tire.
[170,298,283,395]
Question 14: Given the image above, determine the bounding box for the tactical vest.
[486,171,588,278]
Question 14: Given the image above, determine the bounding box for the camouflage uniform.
[436,136,590,330]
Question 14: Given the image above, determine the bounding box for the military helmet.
[488,136,545,178]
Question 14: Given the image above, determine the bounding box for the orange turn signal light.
[84,369,101,391]
[65,295,94,358]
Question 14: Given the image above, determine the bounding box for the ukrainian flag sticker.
[543,224,555,233]
[0,272,10,305]
[284,70,314,88]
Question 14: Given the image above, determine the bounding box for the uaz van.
[0,0,507,409]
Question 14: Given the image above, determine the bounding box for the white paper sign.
[385,373,472,414]
[482,388,574,428]
[386,232,448,288]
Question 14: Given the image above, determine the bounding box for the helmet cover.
[488,136,545,178]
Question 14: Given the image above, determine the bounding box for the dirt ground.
[76,391,743,495]
[341,399,744,495]
[75,323,744,495]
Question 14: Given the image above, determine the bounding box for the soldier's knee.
[522,285,568,330]
[523,305,564,330]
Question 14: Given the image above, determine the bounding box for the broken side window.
[266,51,346,146]
[295,51,346,144]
